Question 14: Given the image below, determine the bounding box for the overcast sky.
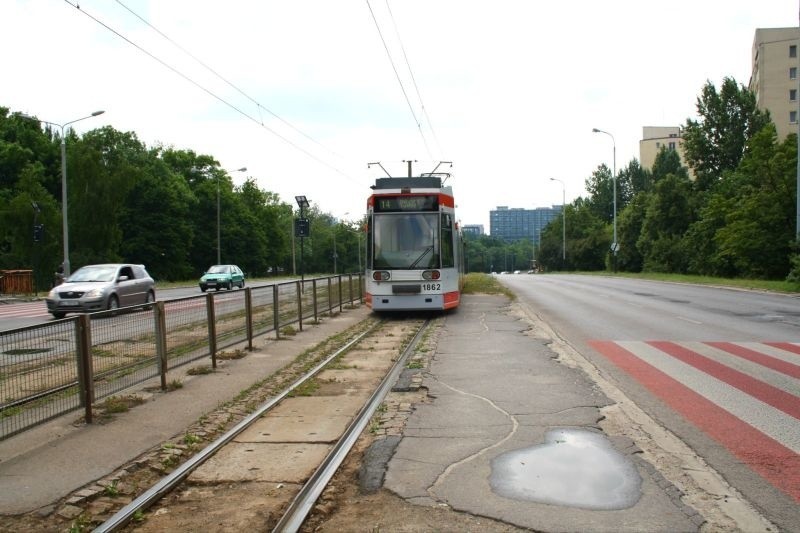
[2,1,796,229]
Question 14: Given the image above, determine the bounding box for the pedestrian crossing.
[589,340,800,503]
[0,301,50,320]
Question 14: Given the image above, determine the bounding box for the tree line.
[0,110,363,290]
[4,76,798,289]
[465,77,800,283]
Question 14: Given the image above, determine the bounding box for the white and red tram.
[365,175,464,311]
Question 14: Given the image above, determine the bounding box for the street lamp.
[592,127,617,271]
[22,110,105,277]
[218,166,247,264]
[549,178,566,264]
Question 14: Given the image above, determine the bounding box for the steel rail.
[272,318,432,532]
[94,319,384,533]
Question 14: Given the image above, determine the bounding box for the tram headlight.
[422,270,440,280]
[373,271,390,281]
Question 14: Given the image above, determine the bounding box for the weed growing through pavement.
[103,481,120,497]
[187,365,213,375]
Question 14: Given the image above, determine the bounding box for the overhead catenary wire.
[62,0,364,189]
[384,0,444,157]
[366,0,434,161]
[113,0,343,162]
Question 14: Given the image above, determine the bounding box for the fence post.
[296,280,303,331]
[244,287,254,351]
[154,301,168,391]
[359,272,364,303]
[348,274,353,305]
[75,314,94,424]
[206,293,217,369]
[273,284,280,339]
[327,277,333,316]
[338,274,343,313]
[312,279,318,323]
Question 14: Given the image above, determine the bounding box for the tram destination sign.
[374,195,439,212]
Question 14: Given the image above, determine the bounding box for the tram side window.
[441,213,454,268]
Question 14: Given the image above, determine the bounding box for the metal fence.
[0,274,364,441]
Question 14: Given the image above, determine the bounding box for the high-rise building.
[750,27,800,140]
[461,224,484,237]
[489,205,562,244]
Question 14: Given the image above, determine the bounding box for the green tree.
[637,174,695,272]
[682,77,771,191]
[118,154,197,280]
[651,146,689,182]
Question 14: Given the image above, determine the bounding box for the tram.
[365,173,464,311]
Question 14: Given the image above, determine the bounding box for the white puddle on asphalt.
[489,428,642,510]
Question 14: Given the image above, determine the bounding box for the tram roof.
[371,177,442,190]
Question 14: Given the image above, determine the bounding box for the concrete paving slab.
[189,442,330,483]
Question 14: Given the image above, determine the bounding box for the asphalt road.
[0,279,293,331]
[497,273,800,531]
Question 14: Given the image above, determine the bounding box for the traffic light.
[33,224,44,242]
[294,218,310,238]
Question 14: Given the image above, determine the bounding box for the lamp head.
[91,110,105,117]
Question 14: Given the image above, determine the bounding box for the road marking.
[589,340,800,503]
[675,316,702,325]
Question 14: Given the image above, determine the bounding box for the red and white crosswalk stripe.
[589,340,800,503]
[0,302,51,320]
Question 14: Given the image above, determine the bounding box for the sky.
[2,1,796,230]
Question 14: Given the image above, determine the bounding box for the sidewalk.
[0,305,371,515]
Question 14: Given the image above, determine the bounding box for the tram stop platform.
[363,294,703,532]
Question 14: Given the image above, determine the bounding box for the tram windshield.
[372,213,439,269]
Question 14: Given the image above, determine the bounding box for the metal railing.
[0,274,364,440]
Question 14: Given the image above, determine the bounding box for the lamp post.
[549,178,566,265]
[218,167,247,264]
[592,127,617,272]
[22,110,105,277]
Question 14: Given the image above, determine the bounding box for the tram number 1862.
[422,283,441,291]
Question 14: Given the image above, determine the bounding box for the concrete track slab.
[189,442,330,483]
[237,414,352,443]
[268,395,366,418]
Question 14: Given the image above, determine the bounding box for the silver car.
[46,263,156,319]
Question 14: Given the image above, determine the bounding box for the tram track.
[93,315,433,532]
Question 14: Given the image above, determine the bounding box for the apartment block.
[639,126,692,176]
[489,205,562,244]
[750,27,800,140]
[461,224,484,237]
